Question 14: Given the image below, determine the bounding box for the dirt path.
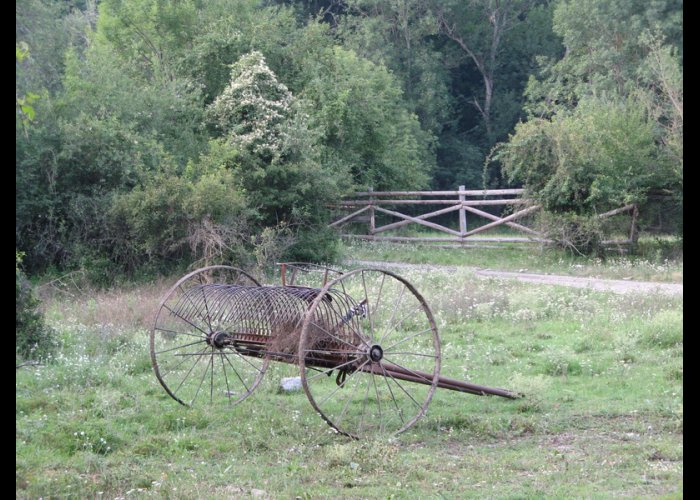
[347,260,683,296]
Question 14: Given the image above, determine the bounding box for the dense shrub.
[16,252,57,360]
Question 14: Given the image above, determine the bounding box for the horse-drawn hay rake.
[150,264,519,438]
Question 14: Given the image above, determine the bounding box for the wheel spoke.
[172,347,208,398]
[384,351,438,359]
[155,326,204,340]
[190,348,212,405]
[383,327,434,352]
[316,359,369,408]
[220,352,232,404]
[155,339,207,355]
[227,346,264,373]
[162,304,209,337]
[328,360,370,430]
[209,349,215,404]
[371,372,383,433]
[379,364,405,426]
[373,274,386,336]
[361,271,373,341]
[159,346,208,379]
[222,352,251,393]
[308,320,365,351]
[382,365,423,410]
[379,306,421,345]
[378,285,406,344]
[196,275,215,333]
[357,372,373,434]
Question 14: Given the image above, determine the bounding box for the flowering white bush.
[206,51,293,159]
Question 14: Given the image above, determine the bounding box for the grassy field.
[16,248,682,498]
[340,238,683,283]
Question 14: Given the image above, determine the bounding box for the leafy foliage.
[15,0,682,274]
[497,96,661,213]
[297,44,434,190]
[16,252,57,360]
[491,0,682,252]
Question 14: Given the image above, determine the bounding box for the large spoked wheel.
[151,265,268,407]
[298,268,440,438]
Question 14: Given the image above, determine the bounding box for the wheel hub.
[207,331,229,349]
[368,344,384,363]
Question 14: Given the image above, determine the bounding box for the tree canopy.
[16,0,683,276]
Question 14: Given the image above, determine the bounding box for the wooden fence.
[329,186,639,248]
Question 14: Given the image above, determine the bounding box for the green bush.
[16,252,57,360]
[538,211,605,256]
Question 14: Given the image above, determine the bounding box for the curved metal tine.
[213,285,256,328]
[198,285,234,325]
[196,285,238,324]
[218,287,245,329]
[172,286,207,323]
[219,285,250,324]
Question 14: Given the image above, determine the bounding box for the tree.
[207,51,295,161]
[297,43,434,190]
[493,0,683,251]
[205,51,343,261]
[435,0,540,141]
[524,0,683,118]
[496,96,663,213]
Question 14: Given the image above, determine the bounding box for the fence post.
[369,187,376,235]
[458,185,467,237]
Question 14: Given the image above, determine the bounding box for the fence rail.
[329,186,638,248]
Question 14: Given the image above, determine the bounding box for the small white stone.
[280,377,302,392]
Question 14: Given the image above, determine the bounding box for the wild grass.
[340,237,683,283]
[17,264,682,498]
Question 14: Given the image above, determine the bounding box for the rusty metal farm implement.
[151,264,519,438]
